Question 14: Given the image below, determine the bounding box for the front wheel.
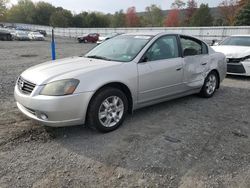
[87,88,128,133]
[199,71,218,98]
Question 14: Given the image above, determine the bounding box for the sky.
[9,0,220,14]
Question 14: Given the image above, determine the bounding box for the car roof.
[122,31,172,36]
[121,32,204,42]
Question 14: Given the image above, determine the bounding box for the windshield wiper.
[86,55,112,61]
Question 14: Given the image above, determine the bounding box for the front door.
[137,35,184,104]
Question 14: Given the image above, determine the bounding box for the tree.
[164,9,180,27]
[33,2,55,25]
[125,6,140,27]
[184,0,197,26]
[235,1,250,25]
[144,4,163,26]
[0,0,8,21]
[111,10,125,27]
[237,0,250,8]
[190,4,213,26]
[171,0,186,9]
[83,12,110,28]
[164,0,185,27]
[50,8,73,27]
[219,0,238,26]
[7,0,36,23]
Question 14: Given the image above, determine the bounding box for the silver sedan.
[14,32,227,132]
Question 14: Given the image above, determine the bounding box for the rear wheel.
[199,71,218,98]
[87,88,128,133]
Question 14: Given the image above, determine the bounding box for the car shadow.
[226,74,250,81]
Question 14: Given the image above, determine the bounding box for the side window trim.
[140,34,181,63]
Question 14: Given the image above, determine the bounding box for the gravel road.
[0,38,250,188]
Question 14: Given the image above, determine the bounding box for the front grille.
[227,64,246,74]
[227,58,242,64]
[17,77,36,95]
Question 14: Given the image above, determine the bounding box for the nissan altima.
[14,32,226,132]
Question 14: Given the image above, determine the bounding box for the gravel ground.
[0,38,250,188]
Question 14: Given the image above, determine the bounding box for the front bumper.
[14,85,94,127]
[227,61,250,76]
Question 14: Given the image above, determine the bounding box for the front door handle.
[201,62,207,66]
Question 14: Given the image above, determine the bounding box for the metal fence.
[3,23,250,40]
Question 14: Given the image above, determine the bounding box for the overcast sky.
[9,0,220,13]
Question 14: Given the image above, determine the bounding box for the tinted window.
[145,35,179,62]
[180,36,208,56]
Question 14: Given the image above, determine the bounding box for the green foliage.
[111,10,125,27]
[33,2,56,25]
[190,4,213,26]
[144,4,163,26]
[235,2,250,25]
[0,0,9,21]
[49,8,73,27]
[85,12,110,27]
[7,0,35,23]
[2,0,249,27]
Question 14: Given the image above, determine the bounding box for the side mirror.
[140,56,149,63]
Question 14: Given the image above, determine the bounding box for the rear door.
[180,35,210,89]
[137,35,184,104]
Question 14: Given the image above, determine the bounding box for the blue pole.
[51,29,56,61]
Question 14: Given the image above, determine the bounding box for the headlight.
[40,79,79,96]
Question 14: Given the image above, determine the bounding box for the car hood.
[212,45,250,58]
[21,57,122,85]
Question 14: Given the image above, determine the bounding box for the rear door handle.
[176,67,182,71]
[201,62,207,66]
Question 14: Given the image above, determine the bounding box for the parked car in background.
[15,32,226,132]
[28,32,45,41]
[97,33,121,44]
[34,30,47,37]
[77,33,99,43]
[14,30,30,41]
[0,29,12,41]
[212,35,250,76]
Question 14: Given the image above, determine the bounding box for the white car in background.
[28,32,45,41]
[212,35,250,76]
[14,30,30,41]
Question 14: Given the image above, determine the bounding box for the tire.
[87,87,128,133]
[199,71,219,98]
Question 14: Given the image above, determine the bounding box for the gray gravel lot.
[0,38,250,188]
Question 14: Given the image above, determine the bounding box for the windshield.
[220,36,250,47]
[85,35,152,62]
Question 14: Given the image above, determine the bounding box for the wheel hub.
[98,96,124,127]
